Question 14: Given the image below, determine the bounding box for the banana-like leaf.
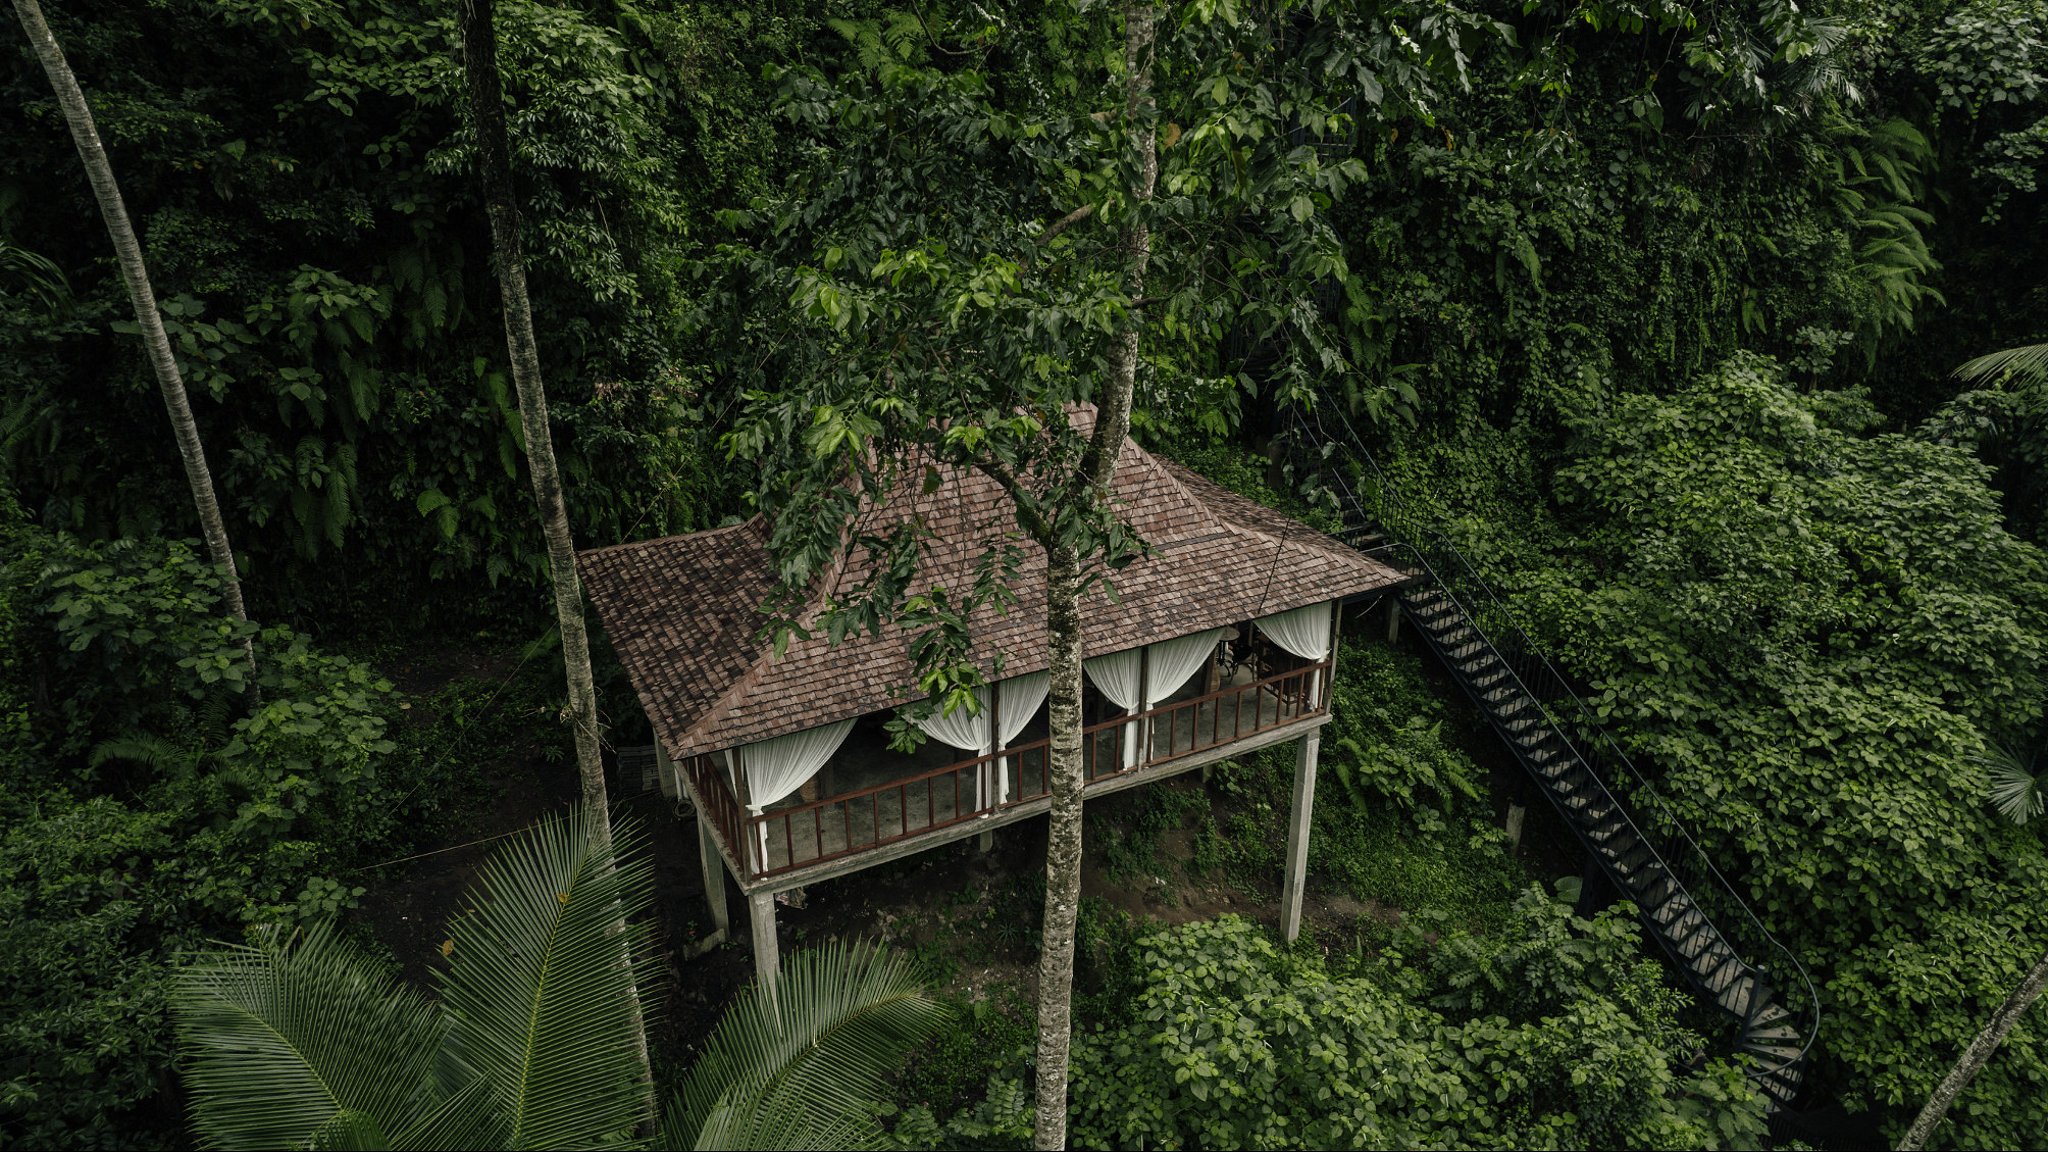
[173,923,445,1151]
[664,941,950,1151]
[437,806,658,1150]
[1955,343,2048,389]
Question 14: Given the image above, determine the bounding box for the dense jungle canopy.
[3,0,2047,1148]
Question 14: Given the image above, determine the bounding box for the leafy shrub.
[0,532,452,1145]
[1068,903,1767,1151]
[1517,355,2048,1144]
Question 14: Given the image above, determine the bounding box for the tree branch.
[1036,203,1096,245]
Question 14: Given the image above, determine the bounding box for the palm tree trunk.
[1898,945,2048,1150]
[454,0,607,823]
[1030,6,1157,1147]
[13,0,256,676]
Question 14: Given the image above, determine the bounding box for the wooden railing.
[733,660,1329,878]
[682,750,747,874]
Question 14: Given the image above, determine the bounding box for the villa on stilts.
[579,419,1410,992]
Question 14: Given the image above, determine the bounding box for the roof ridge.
[579,515,764,558]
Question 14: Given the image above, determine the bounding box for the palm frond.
[682,1090,876,1151]
[1955,343,2048,390]
[172,923,445,1151]
[437,806,658,1151]
[664,941,950,1151]
[1980,745,2046,825]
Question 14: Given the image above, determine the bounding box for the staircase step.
[1636,874,1679,907]
[1747,1023,1803,1045]
[1700,953,1746,996]
[1740,1041,1806,1064]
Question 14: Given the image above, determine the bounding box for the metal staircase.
[1296,402,1819,1110]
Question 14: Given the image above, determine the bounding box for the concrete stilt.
[1281,731,1321,943]
[1504,803,1527,850]
[748,889,780,1002]
[1384,597,1401,644]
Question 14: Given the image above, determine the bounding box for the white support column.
[749,889,780,1003]
[1281,730,1321,943]
[1384,595,1401,644]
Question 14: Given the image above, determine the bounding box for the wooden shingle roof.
[580,432,1407,762]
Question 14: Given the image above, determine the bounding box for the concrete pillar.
[1384,597,1401,644]
[749,889,780,1003]
[976,828,995,853]
[697,813,730,938]
[1281,730,1321,942]
[1504,803,1527,850]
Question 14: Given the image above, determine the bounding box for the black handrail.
[1289,392,1821,1093]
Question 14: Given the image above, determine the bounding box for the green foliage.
[1324,641,1485,815]
[0,528,464,1146]
[667,942,951,1151]
[886,1074,1034,1152]
[177,806,657,1150]
[1,0,740,613]
[1513,354,2048,1145]
[175,803,947,1152]
[1067,907,1766,1150]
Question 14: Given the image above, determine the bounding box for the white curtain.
[993,671,1049,801]
[1255,601,1335,705]
[1084,648,1143,768]
[739,718,855,869]
[914,685,995,814]
[1141,628,1225,762]
[1145,628,1227,706]
[914,686,992,755]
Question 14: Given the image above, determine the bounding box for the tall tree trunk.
[455,0,607,823]
[455,0,652,1131]
[14,0,256,678]
[1031,6,1158,1147]
[1898,945,2048,1151]
[1032,545,1088,1149]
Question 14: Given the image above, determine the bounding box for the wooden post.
[748,889,780,1003]
[654,743,679,800]
[1323,600,1343,709]
[698,813,730,938]
[1281,730,1320,942]
[1135,649,1150,767]
[1575,854,1619,918]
